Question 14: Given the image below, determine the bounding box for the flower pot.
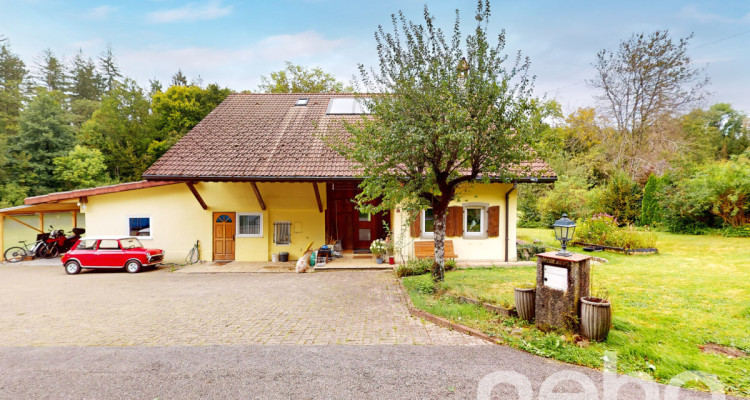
[388,256,395,265]
[581,297,612,342]
[375,256,384,264]
[514,287,535,322]
[279,252,289,262]
[271,253,279,262]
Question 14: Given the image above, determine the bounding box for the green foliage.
[78,79,156,181]
[537,177,592,225]
[151,83,231,138]
[258,61,350,93]
[52,145,112,190]
[0,37,27,137]
[68,49,103,101]
[8,88,75,194]
[576,214,656,249]
[395,258,433,278]
[516,242,547,261]
[0,182,29,208]
[662,152,750,233]
[640,174,665,226]
[589,170,641,225]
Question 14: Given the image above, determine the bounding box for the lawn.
[402,228,750,396]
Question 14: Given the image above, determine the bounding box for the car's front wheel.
[125,260,141,274]
[64,261,81,275]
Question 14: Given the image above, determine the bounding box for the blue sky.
[1,0,749,113]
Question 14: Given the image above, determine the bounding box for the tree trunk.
[431,205,447,282]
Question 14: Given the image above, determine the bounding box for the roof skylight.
[326,97,371,115]
[295,98,309,106]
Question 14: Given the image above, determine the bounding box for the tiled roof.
[24,180,178,205]
[143,93,556,181]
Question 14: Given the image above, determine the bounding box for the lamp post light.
[552,213,576,257]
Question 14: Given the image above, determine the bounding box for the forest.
[0,30,748,237]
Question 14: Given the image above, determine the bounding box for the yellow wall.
[391,183,518,262]
[83,182,326,263]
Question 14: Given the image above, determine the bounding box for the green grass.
[403,228,750,396]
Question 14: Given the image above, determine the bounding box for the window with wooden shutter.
[446,206,462,237]
[410,212,421,237]
[488,206,500,237]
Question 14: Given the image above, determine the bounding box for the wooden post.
[72,211,77,227]
[313,183,323,213]
[250,182,266,211]
[39,212,44,232]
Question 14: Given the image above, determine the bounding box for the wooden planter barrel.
[581,297,612,341]
[514,287,536,322]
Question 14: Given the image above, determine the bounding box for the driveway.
[0,264,484,346]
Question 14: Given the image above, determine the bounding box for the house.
[21,93,556,264]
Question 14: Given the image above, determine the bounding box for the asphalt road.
[0,345,736,400]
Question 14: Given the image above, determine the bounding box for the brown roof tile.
[143,93,556,181]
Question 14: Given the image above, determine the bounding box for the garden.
[402,228,750,396]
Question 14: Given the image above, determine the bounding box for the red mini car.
[61,236,164,275]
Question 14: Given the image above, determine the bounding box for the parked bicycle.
[4,239,45,263]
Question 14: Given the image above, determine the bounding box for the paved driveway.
[0,264,484,346]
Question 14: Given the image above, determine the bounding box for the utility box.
[535,252,591,331]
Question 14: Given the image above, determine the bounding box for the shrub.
[517,242,547,261]
[640,173,666,226]
[395,258,433,277]
[576,214,656,249]
[537,177,591,226]
[589,170,641,225]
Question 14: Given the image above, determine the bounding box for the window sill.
[420,233,435,240]
[462,233,487,240]
[237,235,263,239]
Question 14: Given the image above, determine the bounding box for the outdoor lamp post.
[552,213,576,257]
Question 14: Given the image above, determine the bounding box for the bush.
[640,173,666,226]
[517,242,547,261]
[589,170,641,225]
[537,177,592,226]
[576,214,656,249]
[396,257,457,277]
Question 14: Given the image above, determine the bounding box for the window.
[422,208,434,235]
[464,207,485,236]
[120,238,143,249]
[295,98,309,106]
[127,215,151,239]
[237,213,263,237]
[326,97,371,114]
[98,240,120,250]
[358,211,371,222]
[273,221,291,245]
[77,239,97,250]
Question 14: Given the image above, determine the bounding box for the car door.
[95,239,123,267]
[72,239,98,266]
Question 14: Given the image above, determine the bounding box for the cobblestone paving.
[0,264,486,346]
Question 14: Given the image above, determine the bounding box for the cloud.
[146,0,232,23]
[118,31,351,90]
[678,6,749,24]
[83,5,117,20]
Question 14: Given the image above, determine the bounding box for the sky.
[1,0,749,114]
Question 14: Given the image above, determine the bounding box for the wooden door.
[356,209,374,250]
[213,212,235,261]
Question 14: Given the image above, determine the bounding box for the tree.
[258,61,351,93]
[0,37,27,137]
[171,69,188,86]
[703,103,748,159]
[589,30,709,179]
[99,44,121,93]
[8,89,75,194]
[53,145,111,190]
[78,79,156,181]
[641,173,665,226]
[33,48,66,92]
[68,49,103,101]
[328,1,539,282]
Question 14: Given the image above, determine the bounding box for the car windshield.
[120,238,144,250]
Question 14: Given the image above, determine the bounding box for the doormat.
[353,255,372,259]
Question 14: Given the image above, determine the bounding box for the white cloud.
[677,6,750,24]
[146,0,232,23]
[83,5,117,20]
[118,31,352,90]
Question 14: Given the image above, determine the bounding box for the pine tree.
[171,69,188,86]
[68,49,103,101]
[0,37,28,137]
[34,48,66,92]
[99,44,121,93]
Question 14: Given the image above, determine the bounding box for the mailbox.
[543,265,568,291]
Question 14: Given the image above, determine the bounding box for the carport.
[0,202,80,255]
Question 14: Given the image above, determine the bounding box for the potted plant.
[514,283,536,322]
[370,239,387,264]
[581,289,612,341]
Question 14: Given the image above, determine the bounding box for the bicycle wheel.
[4,247,28,263]
[38,244,58,258]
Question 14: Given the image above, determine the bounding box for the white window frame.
[421,208,435,238]
[236,212,264,238]
[463,204,487,238]
[126,214,152,240]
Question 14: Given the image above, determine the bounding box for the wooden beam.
[5,215,43,233]
[313,183,323,213]
[185,182,208,210]
[0,215,4,254]
[39,212,44,232]
[250,182,266,211]
[72,211,77,227]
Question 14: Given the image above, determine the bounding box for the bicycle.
[4,239,44,263]
[185,240,200,264]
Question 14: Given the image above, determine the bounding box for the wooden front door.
[325,182,390,252]
[213,212,235,261]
